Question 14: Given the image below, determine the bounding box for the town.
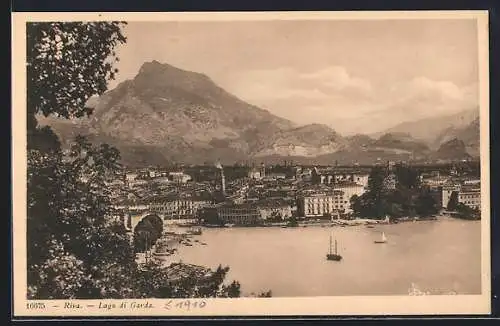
[106,159,481,235]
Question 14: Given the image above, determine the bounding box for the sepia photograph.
[12,11,491,316]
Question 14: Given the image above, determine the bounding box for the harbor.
[157,217,481,297]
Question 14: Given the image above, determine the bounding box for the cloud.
[224,67,478,135]
[301,66,372,92]
[230,66,372,101]
[385,77,478,119]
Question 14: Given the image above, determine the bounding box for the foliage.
[133,215,163,252]
[268,210,283,222]
[447,191,459,211]
[350,165,439,219]
[414,188,439,217]
[27,21,127,132]
[132,262,244,298]
[454,203,480,220]
[27,138,136,299]
[287,214,299,227]
[394,163,420,189]
[26,21,263,300]
[257,290,273,297]
[349,167,386,219]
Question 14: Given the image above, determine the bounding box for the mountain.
[433,138,471,161]
[371,132,430,155]
[314,132,431,165]
[38,61,478,166]
[379,109,479,145]
[434,117,480,157]
[253,123,347,157]
[40,61,348,166]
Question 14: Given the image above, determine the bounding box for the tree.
[133,215,163,253]
[28,138,138,299]
[132,262,245,299]
[287,214,299,227]
[454,203,480,220]
[394,163,420,189]
[414,189,439,217]
[447,191,459,211]
[350,167,387,219]
[27,22,127,136]
[26,21,268,299]
[26,22,131,299]
[268,210,283,222]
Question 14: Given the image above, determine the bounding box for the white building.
[297,191,346,217]
[458,188,481,210]
[333,182,366,208]
[169,172,192,183]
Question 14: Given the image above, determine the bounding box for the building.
[248,168,262,180]
[333,182,365,201]
[149,195,211,219]
[422,175,450,189]
[311,167,369,188]
[215,162,226,196]
[265,172,287,180]
[297,190,347,218]
[463,178,481,185]
[382,172,397,191]
[259,163,266,179]
[201,204,261,225]
[125,172,138,182]
[169,172,192,184]
[256,199,293,220]
[458,187,481,210]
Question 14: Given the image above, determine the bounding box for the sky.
[108,18,479,135]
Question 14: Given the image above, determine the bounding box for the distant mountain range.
[37,61,480,167]
[377,109,479,147]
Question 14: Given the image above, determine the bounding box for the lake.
[164,217,482,297]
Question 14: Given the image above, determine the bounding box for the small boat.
[366,225,375,229]
[326,234,342,261]
[374,232,388,244]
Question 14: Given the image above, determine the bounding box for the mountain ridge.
[38,61,481,166]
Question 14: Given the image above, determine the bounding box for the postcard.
[11,10,491,317]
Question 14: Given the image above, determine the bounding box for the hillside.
[380,109,479,145]
[433,138,471,161]
[40,61,346,165]
[434,117,480,157]
[37,61,478,166]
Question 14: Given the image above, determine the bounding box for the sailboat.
[326,234,342,261]
[374,232,388,244]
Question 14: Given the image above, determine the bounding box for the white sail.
[381,232,387,242]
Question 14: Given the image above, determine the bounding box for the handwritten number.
[168,300,206,310]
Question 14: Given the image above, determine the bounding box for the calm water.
[165,218,482,297]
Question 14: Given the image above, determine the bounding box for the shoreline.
[179,215,457,230]
[161,213,477,232]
